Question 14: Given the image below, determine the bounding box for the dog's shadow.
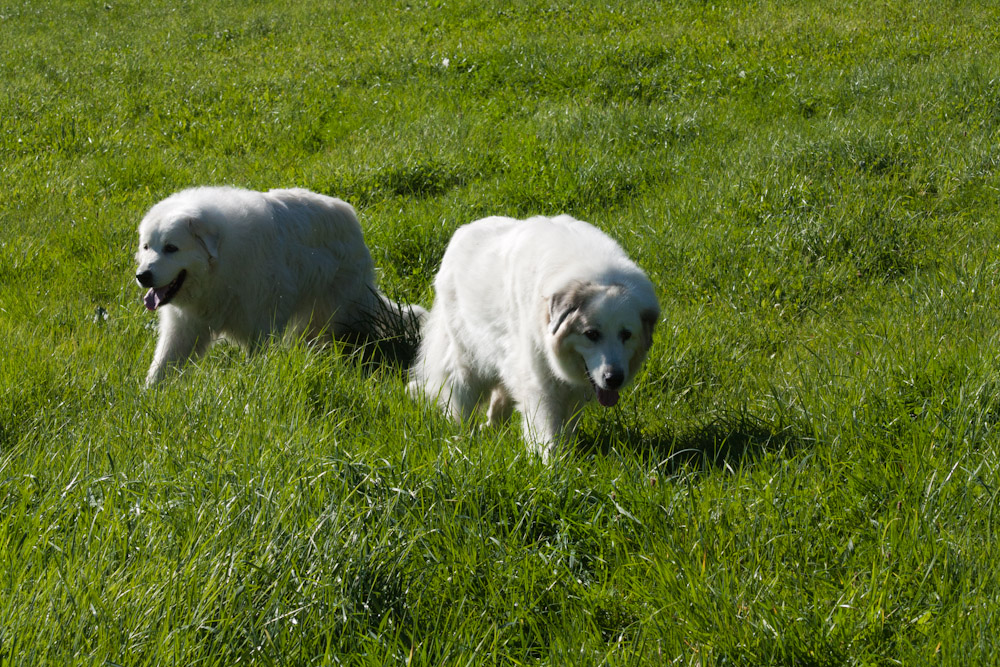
[577,411,802,472]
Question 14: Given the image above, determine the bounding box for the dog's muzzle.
[136,270,156,288]
[586,364,623,408]
[140,270,186,311]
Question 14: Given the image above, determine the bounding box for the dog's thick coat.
[410,215,659,460]
[135,186,424,385]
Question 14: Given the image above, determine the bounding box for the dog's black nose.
[603,369,624,390]
[136,270,154,288]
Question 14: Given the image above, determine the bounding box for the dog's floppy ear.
[547,281,588,335]
[187,217,219,263]
[640,308,659,350]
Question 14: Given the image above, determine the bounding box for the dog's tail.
[369,292,428,339]
[340,288,427,366]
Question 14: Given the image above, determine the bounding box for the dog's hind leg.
[444,369,490,422]
[486,386,514,425]
[410,306,480,420]
[411,366,482,423]
[146,309,212,386]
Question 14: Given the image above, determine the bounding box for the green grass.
[4,0,1000,663]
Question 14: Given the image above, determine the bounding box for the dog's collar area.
[144,270,186,311]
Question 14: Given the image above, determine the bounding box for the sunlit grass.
[3,0,1000,664]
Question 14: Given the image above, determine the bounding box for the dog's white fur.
[135,186,425,385]
[410,215,659,461]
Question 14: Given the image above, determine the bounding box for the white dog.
[410,215,659,461]
[135,186,425,385]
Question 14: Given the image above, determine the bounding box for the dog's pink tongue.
[144,288,161,311]
[596,387,620,408]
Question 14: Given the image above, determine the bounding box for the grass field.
[4,0,1000,664]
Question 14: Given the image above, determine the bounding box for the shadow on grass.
[578,411,807,472]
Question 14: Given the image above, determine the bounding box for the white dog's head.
[134,201,220,312]
[546,280,659,407]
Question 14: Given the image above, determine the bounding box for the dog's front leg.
[520,396,568,464]
[145,309,212,386]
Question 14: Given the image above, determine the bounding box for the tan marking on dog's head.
[628,308,659,377]
[547,280,591,335]
[545,277,660,398]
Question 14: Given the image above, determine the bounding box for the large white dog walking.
[135,186,425,385]
[410,215,659,461]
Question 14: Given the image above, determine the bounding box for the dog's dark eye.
[620,330,632,342]
[143,243,149,251]
[584,329,601,342]
[163,244,179,254]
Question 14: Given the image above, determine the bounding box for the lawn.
[3,0,1000,664]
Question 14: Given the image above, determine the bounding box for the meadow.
[3,0,1000,663]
